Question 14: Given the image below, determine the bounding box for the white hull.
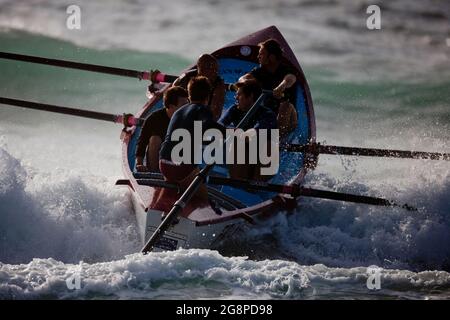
[131,191,244,251]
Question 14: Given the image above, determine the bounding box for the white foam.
[0,249,449,299]
[0,147,140,264]
[231,149,450,271]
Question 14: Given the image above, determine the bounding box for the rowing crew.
[135,39,298,194]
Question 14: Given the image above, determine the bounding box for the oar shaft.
[319,145,449,161]
[204,176,416,211]
[141,165,212,254]
[285,143,450,161]
[207,176,294,194]
[0,52,238,87]
[137,175,416,211]
[0,97,143,126]
[299,187,382,206]
[300,187,416,211]
[0,51,149,80]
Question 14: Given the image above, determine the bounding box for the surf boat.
[119,26,316,251]
[2,26,444,254]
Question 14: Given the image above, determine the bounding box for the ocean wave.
[0,147,139,265]
[1,249,449,299]
[217,156,450,272]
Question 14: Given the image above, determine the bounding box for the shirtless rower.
[240,39,298,138]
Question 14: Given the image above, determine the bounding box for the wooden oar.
[0,51,178,83]
[0,52,240,89]
[140,92,269,254]
[284,143,450,161]
[206,176,417,211]
[0,97,143,126]
[135,175,417,212]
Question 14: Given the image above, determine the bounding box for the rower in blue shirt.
[219,80,278,181]
[219,81,277,131]
[159,76,226,203]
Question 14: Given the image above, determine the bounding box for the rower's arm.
[276,73,297,91]
[173,77,181,87]
[274,73,296,99]
[238,73,255,83]
[282,73,296,88]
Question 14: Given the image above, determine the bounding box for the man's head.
[197,54,219,81]
[257,39,283,67]
[164,86,189,117]
[235,79,262,111]
[187,76,211,105]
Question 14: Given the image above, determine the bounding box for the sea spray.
[0,148,139,264]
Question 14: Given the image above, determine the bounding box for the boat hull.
[131,190,245,250]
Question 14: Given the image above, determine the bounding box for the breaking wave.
[0,147,139,264]
[1,249,449,300]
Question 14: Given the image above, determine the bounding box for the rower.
[174,54,226,121]
[159,76,226,201]
[135,86,189,172]
[219,80,277,181]
[239,39,298,138]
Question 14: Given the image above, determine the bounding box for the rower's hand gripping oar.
[285,142,450,161]
[0,97,144,127]
[140,92,270,254]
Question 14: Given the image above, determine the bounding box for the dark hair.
[187,76,211,102]
[197,54,218,69]
[259,39,283,60]
[235,80,262,100]
[164,86,188,108]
